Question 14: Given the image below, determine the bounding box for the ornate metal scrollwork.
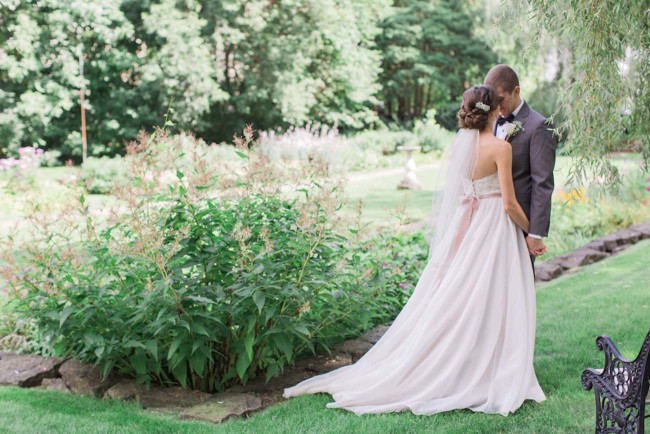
[582,330,650,433]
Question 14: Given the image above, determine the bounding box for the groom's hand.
[526,236,547,256]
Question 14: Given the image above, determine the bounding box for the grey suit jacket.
[507,102,557,237]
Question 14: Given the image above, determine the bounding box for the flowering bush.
[0,147,44,171]
[0,147,45,194]
[257,122,452,173]
[257,123,389,172]
[545,169,650,259]
[0,127,425,392]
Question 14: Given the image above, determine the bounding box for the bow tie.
[496,113,515,126]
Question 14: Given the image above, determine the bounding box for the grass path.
[1,240,649,433]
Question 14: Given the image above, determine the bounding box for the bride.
[282,84,546,417]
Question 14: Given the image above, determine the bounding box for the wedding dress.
[283,130,546,417]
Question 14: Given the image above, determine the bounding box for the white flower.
[505,121,524,140]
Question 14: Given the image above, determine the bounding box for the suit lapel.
[507,101,530,144]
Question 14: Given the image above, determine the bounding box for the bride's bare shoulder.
[483,136,510,152]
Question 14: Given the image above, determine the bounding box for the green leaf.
[236,352,250,381]
[172,361,188,388]
[273,334,293,360]
[186,295,214,304]
[145,340,158,361]
[167,336,184,361]
[189,352,205,377]
[246,317,256,333]
[177,319,191,331]
[265,363,281,383]
[131,349,147,375]
[264,306,277,323]
[125,340,146,349]
[253,292,265,313]
[191,339,204,354]
[235,150,249,159]
[176,170,184,180]
[244,332,254,361]
[94,346,105,358]
[100,360,115,381]
[59,305,73,328]
[191,322,210,337]
[79,194,85,205]
[294,323,310,336]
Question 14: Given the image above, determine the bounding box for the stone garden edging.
[1,222,649,425]
[534,223,650,282]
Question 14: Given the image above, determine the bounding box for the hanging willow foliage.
[504,0,649,186]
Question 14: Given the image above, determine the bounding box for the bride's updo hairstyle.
[457,85,497,130]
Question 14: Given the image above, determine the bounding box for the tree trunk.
[397,95,406,120]
[414,83,423,118]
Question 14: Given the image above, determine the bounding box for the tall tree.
[200,0,389,137]
[376,0,496,130]
[0,0,390,157]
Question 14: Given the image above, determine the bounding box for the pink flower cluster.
[0,147,44,171]
[646,177,650,193]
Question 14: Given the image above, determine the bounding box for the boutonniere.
[505,121,524,141]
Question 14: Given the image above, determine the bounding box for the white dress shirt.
[494,99,542,240]
[495,99,525,140]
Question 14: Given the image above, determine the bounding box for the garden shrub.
[79,156,127,194]
[1,127,426,392]
[257,122,452,173]
[544,167,650,259]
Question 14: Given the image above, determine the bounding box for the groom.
[484,65,557,267]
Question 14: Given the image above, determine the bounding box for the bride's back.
[471,133,509,181]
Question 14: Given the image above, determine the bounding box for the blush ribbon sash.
[447,192,502,264]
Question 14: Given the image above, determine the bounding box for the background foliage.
[499,0,650,182]
[0,0,495,160]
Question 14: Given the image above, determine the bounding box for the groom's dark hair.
[484,65,519,92]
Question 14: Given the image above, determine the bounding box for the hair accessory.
[475,101,490,112]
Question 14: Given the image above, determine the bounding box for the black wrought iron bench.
[582,330,650,433]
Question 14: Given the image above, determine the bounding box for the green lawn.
[343,154,644,225]
[1,240,649,433]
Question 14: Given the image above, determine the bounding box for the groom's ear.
[513,86,521,97]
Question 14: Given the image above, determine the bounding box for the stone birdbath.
[397,145,422,190]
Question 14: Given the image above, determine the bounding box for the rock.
[335,339,373,363]
[600,234,620,252]
[180,393,262,424]
[104,379,145,401]
[137,386,212,414]
[559,248,608,269]
[601,229,642,252]
[41,378,70,393]
[581,239,607,252]
[106,382,215,415]
[534,262,564,282]
[59,359,117,398]
[0,353,65,387]
[359,325,390,344]
[629,223,650,239]
[616,228,643,244]
[227,366,317,396]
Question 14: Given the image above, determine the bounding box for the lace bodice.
[463,172,501,196]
